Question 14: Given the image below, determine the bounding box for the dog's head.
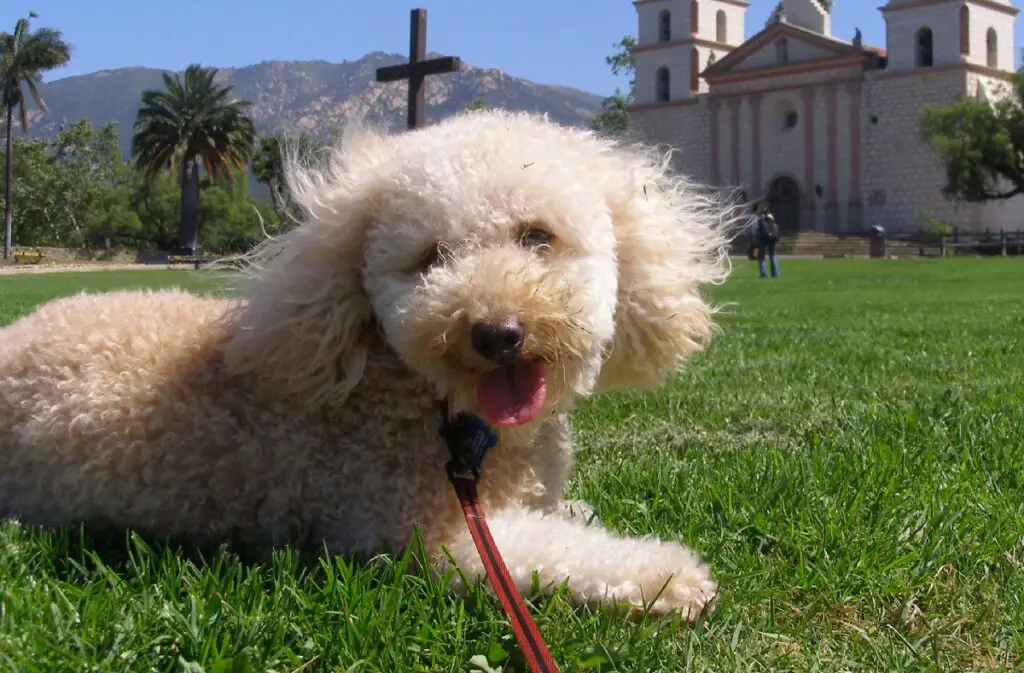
[223,111,730,434]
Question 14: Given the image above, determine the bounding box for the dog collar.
[438,399,498,483]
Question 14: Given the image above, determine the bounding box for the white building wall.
[759,90,806,191]
[884,2,967,71]
[632,48,693,104]
[834,84,853,231]
[963,4,1016,71]
[737,38,837,71]
[860,69,984,232]
[716,101,733,187]
[636,0,683,45]
[696,0,746,45]
[629,102,712,186]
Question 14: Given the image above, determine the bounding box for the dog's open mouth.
[476,360,547,427]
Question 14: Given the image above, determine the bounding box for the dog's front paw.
[600,543,718,622]
[644,558,718,622]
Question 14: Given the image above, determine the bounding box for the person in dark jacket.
[753,202,781,278]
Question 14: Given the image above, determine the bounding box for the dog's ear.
[596,146,732,392]
[220,128,390,410]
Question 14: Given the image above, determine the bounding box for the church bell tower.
[882,0,1017,72]
[630,0,747,105]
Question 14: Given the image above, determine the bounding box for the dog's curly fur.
[0,111,732,618]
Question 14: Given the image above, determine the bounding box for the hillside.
[25,53,605,156]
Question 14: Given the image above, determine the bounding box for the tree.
[0,120,135,248]
[0,11,72,258]
[592,36,636,136]
[253,132,321,224]
[921,71,1024,202]
[131,64,257,252]
[462,97,489,112]
[592,90,631,136]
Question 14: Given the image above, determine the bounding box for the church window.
[690,48,700,92]
[659,10,671,42]
[716,10,727,43]
[776,38,789,64]
[656,67,671,102]
[987,28,998,68]
[915,28,934,68]
[690,0,699,36]
[776,99,798,131]
[959,6,970,56]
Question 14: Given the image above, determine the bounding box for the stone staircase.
[735,231,940,258]
[776,232,869,256]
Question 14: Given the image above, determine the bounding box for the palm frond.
[0,14,71,132]
[131,63,256,183]
[23,73,46,113]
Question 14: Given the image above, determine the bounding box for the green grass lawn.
[1,260,1022,672]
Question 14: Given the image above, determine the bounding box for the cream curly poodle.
[0,111,731,619]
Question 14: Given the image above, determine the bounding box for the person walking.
[754,202,781,278]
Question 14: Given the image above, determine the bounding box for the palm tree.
[1,12,72,259]
[131,64,256,254]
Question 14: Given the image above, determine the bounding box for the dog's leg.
[437,507,716,620]
[525,417,599,524]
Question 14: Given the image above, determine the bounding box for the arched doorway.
[767,176,801,232]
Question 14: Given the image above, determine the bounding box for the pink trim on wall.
[825,84,838,203]
[728,98,741,185]
[709,98,721,184]
[710,76,861,101]
[802,88,815,201]
[751,94,763,199]
[706,56,865,86]
[848,80,862,202]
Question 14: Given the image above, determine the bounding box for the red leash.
[441,408,560,673]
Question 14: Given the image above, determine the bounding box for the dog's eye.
[519,228,552,249]
[418,243,445,272]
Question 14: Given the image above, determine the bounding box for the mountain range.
[25,52,606,156]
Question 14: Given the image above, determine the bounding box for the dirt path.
[0,263,189,276]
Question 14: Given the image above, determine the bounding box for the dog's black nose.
[471,317,525,363]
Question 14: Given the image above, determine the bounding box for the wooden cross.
[376,8,462,130]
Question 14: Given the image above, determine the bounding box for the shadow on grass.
[9,517,438,588]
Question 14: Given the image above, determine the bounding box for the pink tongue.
[476,361,547,427]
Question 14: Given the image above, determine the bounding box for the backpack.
[760,214,780,242]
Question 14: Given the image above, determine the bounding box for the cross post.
[376,8,462,130]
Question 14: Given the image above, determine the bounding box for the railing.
[939,229,1024,257]
[732,228,1024,258]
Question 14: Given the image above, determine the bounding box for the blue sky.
[5,1,1021,96]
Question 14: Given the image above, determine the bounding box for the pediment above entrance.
[702,21,878,84]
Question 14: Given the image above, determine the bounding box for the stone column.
[801,87,817,231]
[750,93,764,200]
[846,80,864,233]
[728,97,742,187]
[708,97,721,186]
[824,83,840,233]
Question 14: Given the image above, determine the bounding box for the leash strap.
[441,410,561,673]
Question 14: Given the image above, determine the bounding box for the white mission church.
[627,0,1023,234]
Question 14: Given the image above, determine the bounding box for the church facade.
[627,0,1022,234]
